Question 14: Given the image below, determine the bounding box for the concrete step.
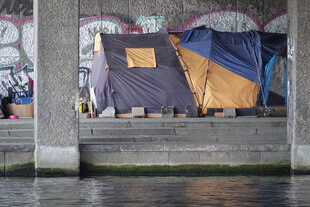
[79,117,287,129]
[81,125,286,136]
[79,134,287,144]
[0,119,34,129]
[0,143,34,152]
[175,127,286,136]
[0,129,34,137]
[80,127,176,136]
[0,137,34,143]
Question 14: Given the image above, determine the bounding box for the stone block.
[200,152,230,165]
[260,151,290,165]
[5,152,34,177]
[0,152,4,176]
[9,130,34,137]
[5,152,34,166]
[175,127,256,136]
[132,107,145,118]
[107,152,138,165]
[223,108,236,118]
[120,143,165,152]
[169,151,200,165]
[137,152,169,165]
[80,151,109,165]
[230,151,260,166]
[185,106,198,117]
[92,128,174,136]
[102,106,115,118]
[79,129,92,136]
[161,106,174,118]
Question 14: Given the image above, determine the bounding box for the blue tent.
[179,26,263,84]
[179,26,287,106]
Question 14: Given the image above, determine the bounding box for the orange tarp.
[169,33,258,114]
[125,48,156,68]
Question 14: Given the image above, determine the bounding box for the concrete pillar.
[33,0,80,176]
[288,0,310,173]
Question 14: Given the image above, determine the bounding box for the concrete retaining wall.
[80,118,290,175]
[0,118,290,176]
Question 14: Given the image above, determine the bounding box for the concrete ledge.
[80,149,291,172]
[80,163,291,176]
[35,146,80,176]
[0,144,34,152]
[80,143,290,152]
[4,152,35,177]
[291,145,310,174]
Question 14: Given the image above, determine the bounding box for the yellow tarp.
[169,33,258,114]
[94,33,101,53]
[125,48,156,68]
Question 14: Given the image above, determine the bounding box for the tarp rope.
[200,59,210,117]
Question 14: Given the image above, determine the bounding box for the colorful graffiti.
[0,8,288,97]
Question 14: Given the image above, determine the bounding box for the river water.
[0,176,309,206]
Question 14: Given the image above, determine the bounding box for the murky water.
[0,176,309,206]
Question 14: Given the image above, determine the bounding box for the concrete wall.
[0,0,287,97]
[287,0,310,173]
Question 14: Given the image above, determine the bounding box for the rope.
[200,59,211,116]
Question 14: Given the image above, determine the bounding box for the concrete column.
[33,0,80,176]
[288,0,310,173]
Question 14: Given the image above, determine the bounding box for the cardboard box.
[6,103,34,118]
[214,112,224,118]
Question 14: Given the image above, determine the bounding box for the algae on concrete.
[80,162,290,176]
[0,166,4,177]
[36,168,79,177]
[5,161,35,177]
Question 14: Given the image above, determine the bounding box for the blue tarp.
[179,26,263,84]
[263,55,278,103]
[259,32,287,67]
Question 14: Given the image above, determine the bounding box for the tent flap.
[126,48,156,68]
[179,26,263,84]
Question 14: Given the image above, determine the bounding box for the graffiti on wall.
[0,8,287,97]
[0,16,33,97]
[176,9,287,33]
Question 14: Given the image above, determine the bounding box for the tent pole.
[200,59,211,117]
[169,35,201,111]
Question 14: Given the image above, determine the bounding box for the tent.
[263,45,287,105]
[91,31,196,117]
[91,26,286,117]
[169,26,286,115]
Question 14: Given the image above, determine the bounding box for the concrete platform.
[79,117,289,175]
[0,117,289,176]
